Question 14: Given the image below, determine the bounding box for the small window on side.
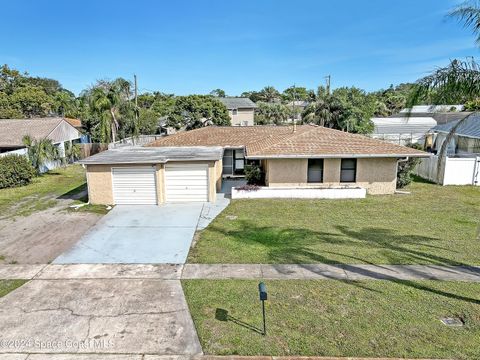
[232,109,238,115]
[307,159,323,183]
[340,159,357,182]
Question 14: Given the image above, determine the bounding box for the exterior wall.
[265,157,398,195]
[86,164,115,205]
[86,160,219,205]
[229,108,254,126]
[215,158,223,191]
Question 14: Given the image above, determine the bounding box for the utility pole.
[134,74,139,142]
[325,75,331,95]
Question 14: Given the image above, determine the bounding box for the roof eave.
[246,153,430,159]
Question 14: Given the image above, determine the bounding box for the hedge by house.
[0,154,36,189]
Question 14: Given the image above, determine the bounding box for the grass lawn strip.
[188,179,480,265]
[0,165,87,217]
[0,279,27,298]
[183,279,480,359]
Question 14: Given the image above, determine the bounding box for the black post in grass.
[258,282,267,336]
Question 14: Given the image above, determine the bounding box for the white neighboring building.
[400,105,465,114]
[0,117,81,172]
[415,114,480,186]
[370,117,437,145]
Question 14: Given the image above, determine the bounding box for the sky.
[0,0,477,96]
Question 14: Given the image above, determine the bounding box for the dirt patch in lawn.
[0,204,101,264]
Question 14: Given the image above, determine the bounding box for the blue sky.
[0,0,477,95]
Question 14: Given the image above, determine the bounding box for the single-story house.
[81,125,427,205]
[0,117,81,171]
[217,97,257,126]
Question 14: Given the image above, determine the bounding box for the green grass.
[67,194,111,215]
[0,165,87,217]
[188,179,480,265]
[183,279,480,359]
[0,280,26,298]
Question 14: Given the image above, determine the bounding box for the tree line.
[0,64,421,141]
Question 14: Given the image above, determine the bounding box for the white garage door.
[112,167,157,205]
[165,164,209,202]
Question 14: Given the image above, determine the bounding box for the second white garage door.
[165,164,209,202]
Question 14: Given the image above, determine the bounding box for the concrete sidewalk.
[1,263,480,281]
[0,355,444,359]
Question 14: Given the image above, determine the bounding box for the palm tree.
[302,89,344,128]
[22,135,60,174]
[450,0,480,44]
[64,141,81,164]
[404,2,480,183]
[87,78,133,143]
[259,86,281,103]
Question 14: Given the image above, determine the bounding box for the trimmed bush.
[0,154,36,189]
[244,163,265,185]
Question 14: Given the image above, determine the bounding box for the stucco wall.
[86,164,114,205]
[265,157,398,194]
[229,108,254,126]
[86,160,219,205]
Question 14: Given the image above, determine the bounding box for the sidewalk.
[0,355,444,359]
[1,263,479,281]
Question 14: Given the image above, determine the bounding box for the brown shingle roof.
[0,117,66,147]
[147,125,428,158]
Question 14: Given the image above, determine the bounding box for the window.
[232,109,238,115]
[222,149,233,175]
[340,159,357,182]
[307,159,324,183]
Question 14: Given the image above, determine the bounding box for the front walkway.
[1,263,480,281]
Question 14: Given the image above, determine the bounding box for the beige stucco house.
[81,125,427,205]
[218,97,256,126]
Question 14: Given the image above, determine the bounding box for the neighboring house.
[416,114,480,186]
[217,97,256,126]
[65,117,91,143]
[370,117,437,145]
[0,117,81,171]
[393,105,472,125]
[80,125,427,205]
[286,100,309,122]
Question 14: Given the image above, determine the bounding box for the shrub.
[396,143,422,188]
[0,154,36,189]
[244,163,265,185]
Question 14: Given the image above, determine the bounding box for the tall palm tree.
[406,0,480,183]
[87,78,133,143]
[22,135,60,174]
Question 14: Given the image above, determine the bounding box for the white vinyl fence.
[416,155,480,186]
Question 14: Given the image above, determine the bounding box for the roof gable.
[0,117,81,147]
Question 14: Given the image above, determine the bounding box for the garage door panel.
[112,167,157,205]
[165,164,208,202]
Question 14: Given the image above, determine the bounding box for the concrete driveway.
[54,198,228,264]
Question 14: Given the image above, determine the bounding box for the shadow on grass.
[215,308,264,335]
[208,220,480,305]
[57,183,87,200]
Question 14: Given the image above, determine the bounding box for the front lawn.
[188,179,480,265]
[0,280,26,298]
[0,165,87,217]
[183,279,480,359]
